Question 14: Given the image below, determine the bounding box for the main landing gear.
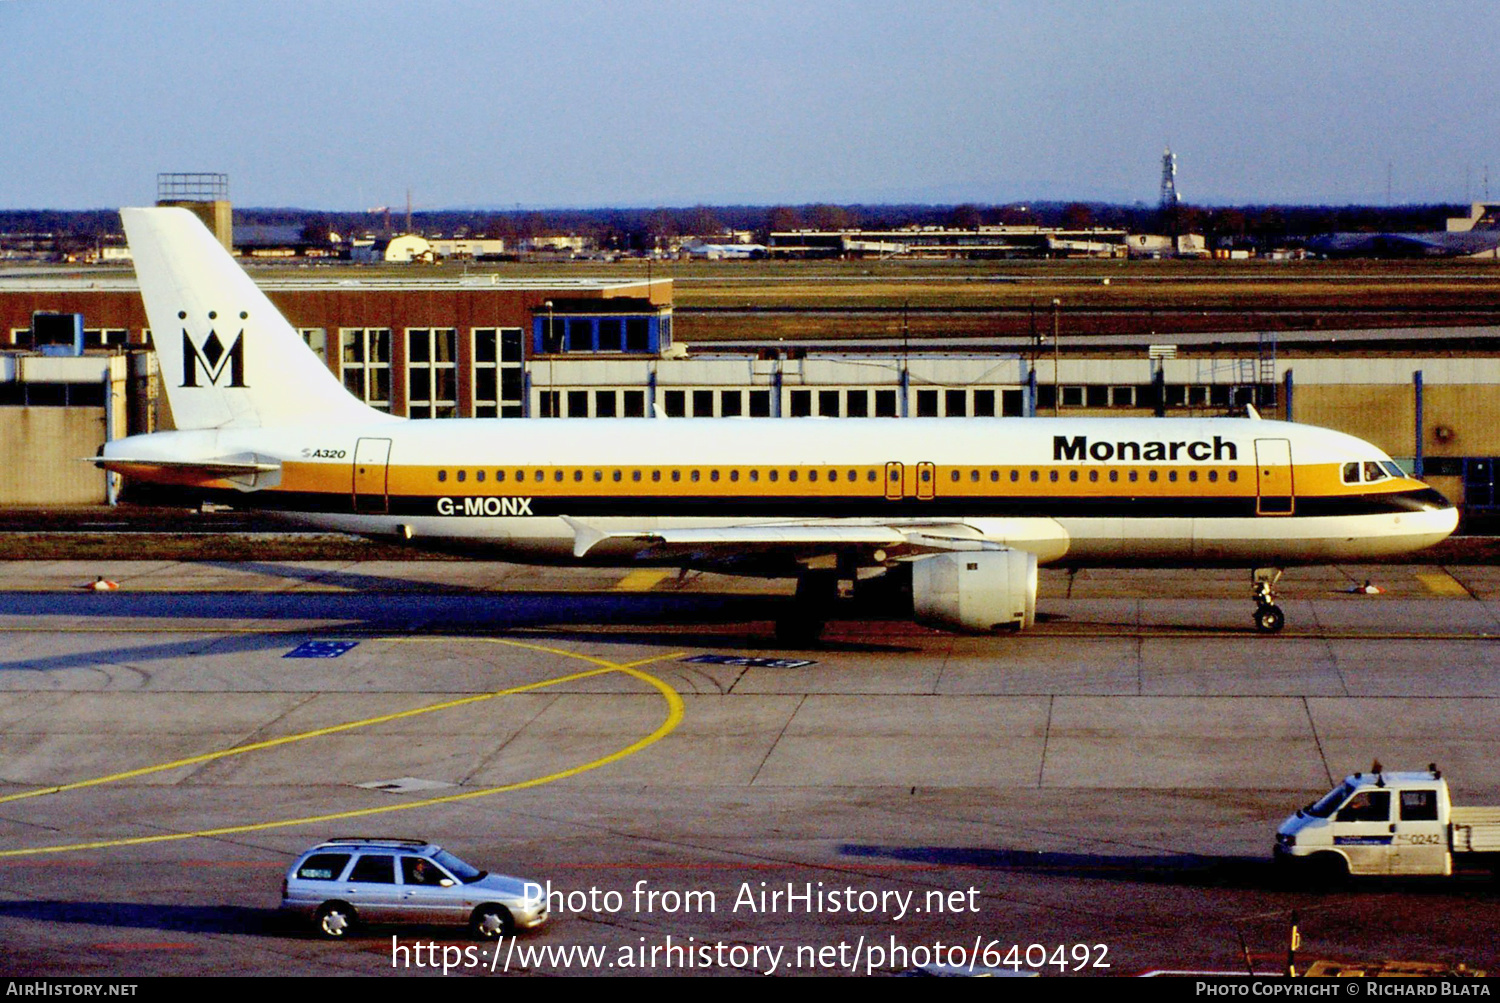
[775,570,839,646]
[1253,568,1285,634]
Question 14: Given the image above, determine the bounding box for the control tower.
[1159,148,1180,209]
[156,173,232,251]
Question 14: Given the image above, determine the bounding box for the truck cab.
[1275,768,1453,877]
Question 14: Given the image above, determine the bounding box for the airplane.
[94,207,1459,642]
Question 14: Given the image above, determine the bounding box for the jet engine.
[911,549,1037,632]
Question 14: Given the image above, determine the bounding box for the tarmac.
[0,560,1497,977]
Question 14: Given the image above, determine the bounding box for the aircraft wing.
[562,516,1002,562]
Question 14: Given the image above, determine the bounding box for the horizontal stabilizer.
[87,454,281,490]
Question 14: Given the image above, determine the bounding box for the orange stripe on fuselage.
[262,460,1421,503]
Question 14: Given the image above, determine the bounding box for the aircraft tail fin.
[121,207,394,430]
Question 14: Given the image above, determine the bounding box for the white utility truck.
[1275,765,1500,878]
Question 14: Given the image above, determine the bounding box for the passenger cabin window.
[296,853,351,881]
[1400,789,1439,822]
[348,854,397,883]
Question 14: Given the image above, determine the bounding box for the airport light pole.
[543,299,553,414]
[1052,298,1061,416]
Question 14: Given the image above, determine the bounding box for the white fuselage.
[105,414,1459,571]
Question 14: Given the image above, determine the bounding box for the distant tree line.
[0,202,1468,252]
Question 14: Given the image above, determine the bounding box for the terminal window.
[339,328,391,411]
[85,328,131,349]
[407,328,458,418]
[473,327,524,418]
[0,382,105,407]
[300,329,329,366]
[533,314,661,355]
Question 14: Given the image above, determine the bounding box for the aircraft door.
[916,461,936,500]
[1254,438,1294,515]
[352,437,392,514]
[884,461,937,501]
[884,461,904,501]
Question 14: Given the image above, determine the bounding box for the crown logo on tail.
[180,310,247,388]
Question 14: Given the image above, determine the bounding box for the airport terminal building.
[1,273,1498,524]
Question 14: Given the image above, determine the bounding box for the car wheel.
[315,901,357,939]
[1308,852,1348,887]
[470,904,514,941]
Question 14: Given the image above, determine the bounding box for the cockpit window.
[1346,460,1402,485]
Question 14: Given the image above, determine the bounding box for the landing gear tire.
[1251,568,1286,635]
[777,570,838,646]
[775,615,825,646]
[1254,604,1285,634]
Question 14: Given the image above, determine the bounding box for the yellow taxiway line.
[0,639,685,858]
[1416,571,1472,598]
[612,569,673,592]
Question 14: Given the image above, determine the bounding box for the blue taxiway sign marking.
[682,654,816,669]
[285,640,359,659]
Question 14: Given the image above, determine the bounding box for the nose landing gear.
[1253,568,1285,634]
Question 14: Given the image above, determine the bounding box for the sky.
[1,0,1497,211]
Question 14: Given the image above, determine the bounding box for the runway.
[0,560,1497,976]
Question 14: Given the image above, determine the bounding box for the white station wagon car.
[281,837,549,939]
